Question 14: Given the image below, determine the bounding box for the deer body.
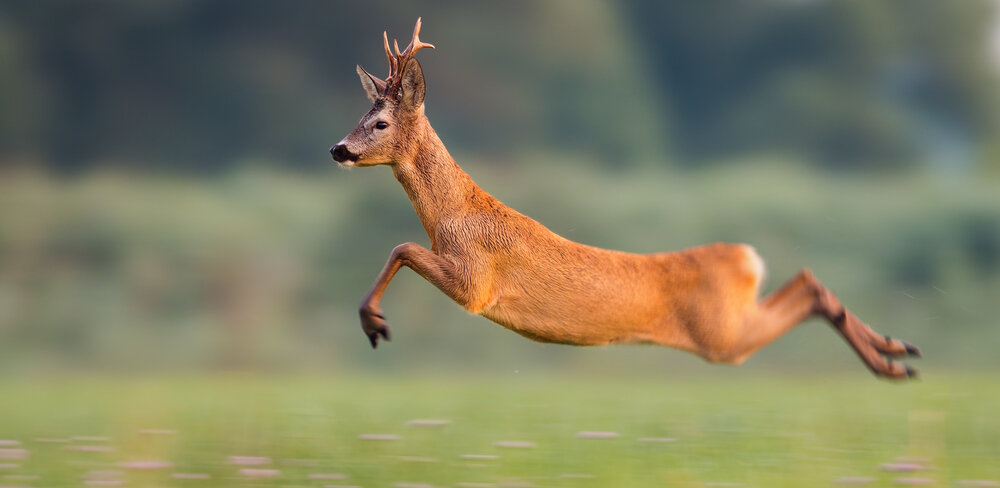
[386,118,762,356]
[331,19,920,378]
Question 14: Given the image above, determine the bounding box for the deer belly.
[474,244,762,347]
[479,278,659,346]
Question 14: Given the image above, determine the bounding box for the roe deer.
[329,18,920,379]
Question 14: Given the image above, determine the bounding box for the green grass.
[0,374,997,487]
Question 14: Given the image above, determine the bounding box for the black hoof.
[366,327,390,349]
[360,307,391,350]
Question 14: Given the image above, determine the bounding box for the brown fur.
[332,20,920,379]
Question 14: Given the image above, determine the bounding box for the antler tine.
[383,31,397,79]
[380,17,435,98]
[399,16,435,60]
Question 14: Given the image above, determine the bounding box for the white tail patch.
[740,244,766,293]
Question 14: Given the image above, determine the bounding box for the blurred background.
[1,0,999,377]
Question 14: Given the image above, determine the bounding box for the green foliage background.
[0,1,998,375]
[2,0,999,172]
[0,164,996,374]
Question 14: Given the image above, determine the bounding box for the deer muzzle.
[330,144,359,164]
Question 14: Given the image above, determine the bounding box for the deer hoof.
[878,335,922,359]
[359,307,392,349]
[877,359,918,381]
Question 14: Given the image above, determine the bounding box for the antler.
[381,17,435,99]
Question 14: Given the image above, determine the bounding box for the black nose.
[330,144,349,162]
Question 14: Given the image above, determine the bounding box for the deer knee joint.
[800,268,846,322]
[391,242,420,260]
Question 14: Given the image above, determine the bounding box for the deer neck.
[391,121,480,244]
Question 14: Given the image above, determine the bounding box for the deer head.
[330,18,435,167]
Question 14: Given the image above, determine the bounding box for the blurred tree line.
[1,0,998,173]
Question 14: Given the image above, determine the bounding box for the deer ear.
[356,65,385,103]
[400,58,425,110]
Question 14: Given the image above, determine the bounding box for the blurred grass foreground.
[0,375,998,487]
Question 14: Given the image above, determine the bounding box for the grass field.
[0,373,997,487]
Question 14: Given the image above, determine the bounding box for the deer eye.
[374,121,388,130]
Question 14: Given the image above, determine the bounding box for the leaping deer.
[330,18,920,379]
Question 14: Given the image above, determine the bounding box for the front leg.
[359,242,466,348]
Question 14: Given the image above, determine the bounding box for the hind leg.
[730,269,920,379]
